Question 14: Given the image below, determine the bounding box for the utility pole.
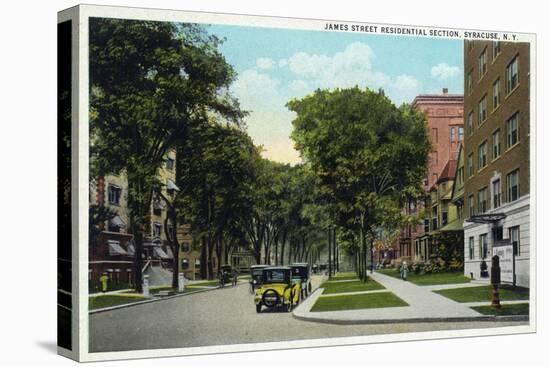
[327,226,332,278]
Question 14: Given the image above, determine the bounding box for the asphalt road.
[89,275,527,352]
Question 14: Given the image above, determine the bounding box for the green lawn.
[187,280,220,287]
[434,285,529,303]
[472,303,529,316]
[89,294,146,310]
[311,292,408,312]
[330,272,359,281]
[376,268,470,286]
[322,279,384,294]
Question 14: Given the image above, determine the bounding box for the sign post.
[490,255,501,308]
[492,240,515,285]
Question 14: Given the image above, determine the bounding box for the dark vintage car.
[249,264,269,293]
[291,263,312,298]
[219,265,238,287]
[254,266,301,313]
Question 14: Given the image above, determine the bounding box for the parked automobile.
[254,266,301,313]
[249,264,269,293]
[219,265,238,287]
[290,263,312,298]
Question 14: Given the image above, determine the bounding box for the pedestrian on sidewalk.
[400,261,409,281]
[99,272,109,293]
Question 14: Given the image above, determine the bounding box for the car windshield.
[263,269,289,283]
[291,267,308,278]
[251,269,264,277]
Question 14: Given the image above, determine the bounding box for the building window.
[477,187,488,213]
[492,129,501,159]
[432,128,438,143]
[506,112,519,148]
[478,96,487,125]
[182,242,190,252]
[424,219,429,233]
[467,111,474,136]
[457,166,464,185]
[492,79,501,110]
[492,41,501,59]
[467,70,473,95]
[450,127,456,142]
[509,226,520,256]
[458,126,464,141]
[457,204,463,220]
[507,169,519,202]
[506,56,519,94]
[469,237,475,260]
[181,258,189,270]
[153,222,162,238]
[468,153,474,177]
[107,185,121,205]
[478,49,487,79]
[442,211,448,226]
[166,157,175,170]
[478,141,487,169]
[492,179,501,209]
[468,194,475,217]
[479,234,488,259]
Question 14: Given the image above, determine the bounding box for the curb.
[292,313,529,325]
[89,282,245,314]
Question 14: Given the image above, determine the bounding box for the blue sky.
[206,24,464,164]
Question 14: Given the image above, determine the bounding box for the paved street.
[90,275,527,352]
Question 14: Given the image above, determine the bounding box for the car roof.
[264,266,291,270]
[290,263,309,267]
[250,264,268,268]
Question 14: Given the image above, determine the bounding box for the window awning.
[127,243,135,256]
[166,179,179,191]
[108,241,129,256]
[154,247,170,259]
[165,246,174,259]
[109,215,126,228]
[466,213,506,224]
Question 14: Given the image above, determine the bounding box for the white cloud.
[256,57,275,70]
[278,58,288,68]
[231,69,283,110]
[431,62,460,80]
[388,74,422,105]
[286,42,382,89]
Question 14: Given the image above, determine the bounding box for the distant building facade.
[89,149,203,292]
[463,40,530,287]
[399,89,464,261]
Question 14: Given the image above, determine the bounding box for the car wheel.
[256,304,262,313]
[261,289,280,309]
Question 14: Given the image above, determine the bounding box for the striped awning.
[154,247,170,259]
[108,241,128,256]
[109,215,126,228]
[166,179,179,191]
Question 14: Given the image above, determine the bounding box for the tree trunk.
[328,228,332,278]
[279,228,287,265]
[200,237,207,279]
[133,230,144,293]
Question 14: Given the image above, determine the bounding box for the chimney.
[442,88,449,95]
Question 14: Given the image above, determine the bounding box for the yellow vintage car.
[254,266,301,313]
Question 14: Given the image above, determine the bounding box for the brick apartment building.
[399,89,464,261]
[463,40,530,287]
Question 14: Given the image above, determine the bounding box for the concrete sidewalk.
[293,272,528,324]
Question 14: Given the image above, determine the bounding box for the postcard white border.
[58,4,537,362]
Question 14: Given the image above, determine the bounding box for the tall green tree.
[89,19,243,291]
[176,121,259,279]
[288,87,430,279]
